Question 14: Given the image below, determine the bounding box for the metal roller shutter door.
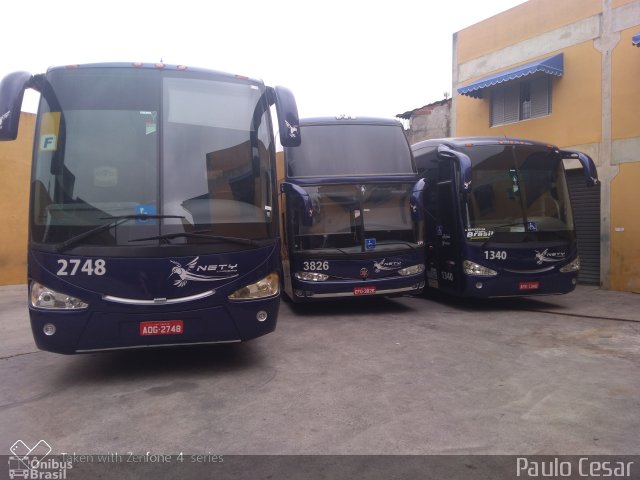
[566,170,601,285]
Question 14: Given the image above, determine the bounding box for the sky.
[4,0,526,119]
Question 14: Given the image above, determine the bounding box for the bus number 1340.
[484,250,507,260]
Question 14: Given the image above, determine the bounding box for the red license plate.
[140,320,184,336]
[353,286,376,296]
[519,281,540,291]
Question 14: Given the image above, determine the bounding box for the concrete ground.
[1,284,638,456]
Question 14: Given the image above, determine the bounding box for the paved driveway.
[1,285,638,459]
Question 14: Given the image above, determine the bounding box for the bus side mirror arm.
[560,150,599,187]
[0,71,33,141]
[410,178,426,221]
[437,145,472,192]
[270,86,301,148]
[280,182,313,226]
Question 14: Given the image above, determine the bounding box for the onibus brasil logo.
[169,256,239,287]
[8,440,72,479]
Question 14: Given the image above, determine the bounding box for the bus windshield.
[295,183,418,252]
[31,67,275,252]
[285,123,414,177]
[461,144,574,236]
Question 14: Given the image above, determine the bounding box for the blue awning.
[633,32,640,47]
[457,53,564,99]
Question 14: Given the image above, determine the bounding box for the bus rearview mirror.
[272,86,301,148]
[280,182,313,226]
[560,150,599,187]
[0,71,32,141]
[410,178,426,221]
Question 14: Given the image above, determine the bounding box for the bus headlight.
[397,264,425,276]
[228,273,279,300]
[294,271,329,282]
[560,256,580,273]
[30,282,89,310]
[463,260,497,277]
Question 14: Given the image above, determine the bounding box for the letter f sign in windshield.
[40,134,57,151]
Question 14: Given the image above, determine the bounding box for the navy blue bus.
[0,62,301,353]
[412,137,598,298]
[278,116,425,301]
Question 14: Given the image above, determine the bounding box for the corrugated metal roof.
[395,98,451,120]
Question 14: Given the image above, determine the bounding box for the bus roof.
[411,136,558,153]
[299,116,404,127]
[44,62,264,85]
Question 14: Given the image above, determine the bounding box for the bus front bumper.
[291,276,425,301]
[29,297,279,354]
[460,271,579,298]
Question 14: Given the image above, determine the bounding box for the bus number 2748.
[57,259,107,276]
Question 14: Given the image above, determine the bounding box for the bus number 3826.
[303,261,329,271]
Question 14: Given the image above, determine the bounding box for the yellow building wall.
[457,0,601,64]
[275,150,289,262]
[610,163,640,292]
[613,0,637,8]
[610,27,640,292]
[456,42,602,148]
[612,28,640,140]
[0,113,34,285]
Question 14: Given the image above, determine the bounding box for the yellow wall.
[610,163,640,292]
[610,27,640,292]
[275,150,288,262]
[457,0,601,64]
[613,0,637,7]
[612,28,640,140]
[456,43,602,149]
[0,113,34,285]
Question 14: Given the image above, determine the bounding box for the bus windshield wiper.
[56,214,185,253]
[492,221,524,229]
[309,246,351,255]
[372,240,421,254]
[129,230,269,247]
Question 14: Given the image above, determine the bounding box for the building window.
[490,75,551,126]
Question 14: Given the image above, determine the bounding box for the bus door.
[435,179,461,293]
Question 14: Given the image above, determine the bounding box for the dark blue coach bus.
[278,116,425,302]
[412,137,599,298]
[0,62,300,353]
